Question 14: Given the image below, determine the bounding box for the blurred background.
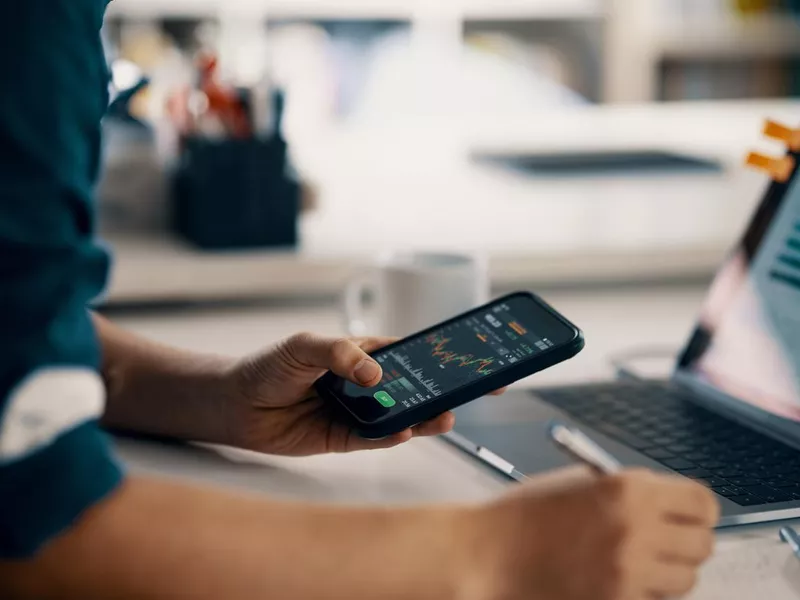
[98,0,800,381]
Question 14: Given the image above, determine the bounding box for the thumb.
[282,333,383,387]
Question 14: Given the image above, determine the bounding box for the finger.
[411,412,456,437]
[488,387,508,397]
[652,524,715,566]
[652,476,720,526]
[642,562,700,598]
[354,337,399,353]
[344,428,413,452]
[518,465,594,496]
[284,333,383,386]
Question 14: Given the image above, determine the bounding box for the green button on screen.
[374,391,397,408]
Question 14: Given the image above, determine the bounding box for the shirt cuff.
[0,420,124,559]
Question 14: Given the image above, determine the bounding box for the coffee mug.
[343,251,489,338]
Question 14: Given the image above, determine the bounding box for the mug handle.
[342,273,372,337]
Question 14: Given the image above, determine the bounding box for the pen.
[779,526,800,563]
[548,421,623,475]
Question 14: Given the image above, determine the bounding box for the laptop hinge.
[671,370,800,452]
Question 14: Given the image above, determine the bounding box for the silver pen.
[548,421,623,475]
[779,526,800,562]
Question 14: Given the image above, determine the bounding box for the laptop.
[445,151,800,528]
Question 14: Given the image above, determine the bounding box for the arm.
[1,477,467,600]
[95,316,457,456]
[95,314,234,445]
[1,468,719,600]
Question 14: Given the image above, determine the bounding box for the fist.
[469,468,719,600]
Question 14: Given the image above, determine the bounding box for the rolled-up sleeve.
[0,0,123,558]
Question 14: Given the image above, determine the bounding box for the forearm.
[94,314,234,444]
[0,477,471,600]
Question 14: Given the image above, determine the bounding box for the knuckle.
[608,515,634,548]
[288,331,316,348]
[329,337,356,361]
[606,470,648,506]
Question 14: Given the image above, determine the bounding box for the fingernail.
[354,358,381,384]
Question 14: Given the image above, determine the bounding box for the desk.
[112,283,705,495]
[109,283,796,598]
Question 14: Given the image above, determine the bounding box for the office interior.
[101,0,800,371]
[96,0,800,592]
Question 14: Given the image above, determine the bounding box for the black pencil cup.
[171,136,299,249]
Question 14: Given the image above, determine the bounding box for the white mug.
[344,251,489,338]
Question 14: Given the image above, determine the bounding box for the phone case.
[315,292,585,439]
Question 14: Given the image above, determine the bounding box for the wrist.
[102,347,238,446]
[184,356,240,446]
[453,499,544,600]
[446,504,507,600]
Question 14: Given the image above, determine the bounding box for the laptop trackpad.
[451,392,574,475]
[454,421,576,475]
[451,392,658,477]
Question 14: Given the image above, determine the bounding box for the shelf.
[107,0,601,21]
[657,15,800,60]
[102,231,726,305]
[107,0,413,19]
[107,0,222,19]
[104,231,355,304]
[460,0,603,21]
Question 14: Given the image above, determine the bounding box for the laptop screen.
[679,159,800,422]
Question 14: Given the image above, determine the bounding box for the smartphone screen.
[324,294,579,426]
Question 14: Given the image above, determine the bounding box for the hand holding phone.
[315,292,584,439]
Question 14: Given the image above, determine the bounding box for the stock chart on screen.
[365,300,556,411]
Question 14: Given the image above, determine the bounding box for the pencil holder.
[171,136,299,249]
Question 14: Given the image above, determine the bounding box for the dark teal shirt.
[0,1,123,557]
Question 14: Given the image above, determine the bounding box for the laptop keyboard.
[538,382,800,507]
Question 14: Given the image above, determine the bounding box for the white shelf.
[457,0,603,21]
[107,0,222,19]
[657,16,800,60]
[107,0,413,19]
[107,0,602,21]
[103,230,727,305]
[104,231,355,303]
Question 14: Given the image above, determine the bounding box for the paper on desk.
[687,534,800,600]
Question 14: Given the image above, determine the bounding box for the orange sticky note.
[763,120,800,151]
[745,152,796,183]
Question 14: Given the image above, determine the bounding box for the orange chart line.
[509,322,527,336]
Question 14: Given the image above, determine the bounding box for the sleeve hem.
[0,420,124,559]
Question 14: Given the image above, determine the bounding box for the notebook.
[689,533,800,599]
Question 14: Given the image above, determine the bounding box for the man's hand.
[224,333,463,456]
[97,317,505,457]
[464,467,720,600]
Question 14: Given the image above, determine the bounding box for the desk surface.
[110,283,800,598]
[109,284,788,532]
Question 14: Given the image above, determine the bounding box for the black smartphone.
[315,291,584,439]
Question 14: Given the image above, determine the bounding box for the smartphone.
[315,292,584,439]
